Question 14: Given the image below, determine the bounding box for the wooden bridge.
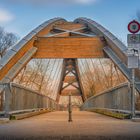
[0,17,140,139]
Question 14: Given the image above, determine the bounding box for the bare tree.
[14,59,52,95]
[0,26,18,58]
[78,59,127,98]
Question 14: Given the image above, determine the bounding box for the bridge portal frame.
[0,17,140,104]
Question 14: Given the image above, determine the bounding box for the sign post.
[132,68,136,118]
[127,20,140,119]
[127,50,139,118]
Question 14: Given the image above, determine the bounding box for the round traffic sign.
[128,20,140,34]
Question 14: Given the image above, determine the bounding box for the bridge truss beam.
[56,59,86,102]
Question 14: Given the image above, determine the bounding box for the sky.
[0,0,140,44]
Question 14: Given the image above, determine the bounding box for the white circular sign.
[128,20,140,34]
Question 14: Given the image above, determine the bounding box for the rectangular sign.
[127,54,139,68]
[127,34,140,44]
[127,47,139,69]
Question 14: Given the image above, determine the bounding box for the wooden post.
[68,93,72,122]
[4,83,12,118]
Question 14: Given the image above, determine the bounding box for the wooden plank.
[47,32,70,37]
[61,89,81,96]
[53,22,84,30]
[64,76,76,83]
[75,59,87,101]
[0,40,34,80]
[56,60,66,102]
[1,47,37,83]
[33,37,104,58]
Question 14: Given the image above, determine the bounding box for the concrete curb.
[131,117,140,122]
[86,109,131,119]
[0,118,9,124]
[10,109,51,120]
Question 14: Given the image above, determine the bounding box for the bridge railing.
[0,83,63,116]
[81,83,132,111]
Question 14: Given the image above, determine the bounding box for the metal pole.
[131,68,136,118]
[68,93,72,122]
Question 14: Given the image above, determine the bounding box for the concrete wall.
[81,83,132,111]
[1,83,60,112]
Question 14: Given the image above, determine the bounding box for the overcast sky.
[0,0,140,44]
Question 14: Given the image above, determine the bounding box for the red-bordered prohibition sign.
[128,20,140,34]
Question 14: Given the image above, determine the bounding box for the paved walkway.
[0,111,140,140]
